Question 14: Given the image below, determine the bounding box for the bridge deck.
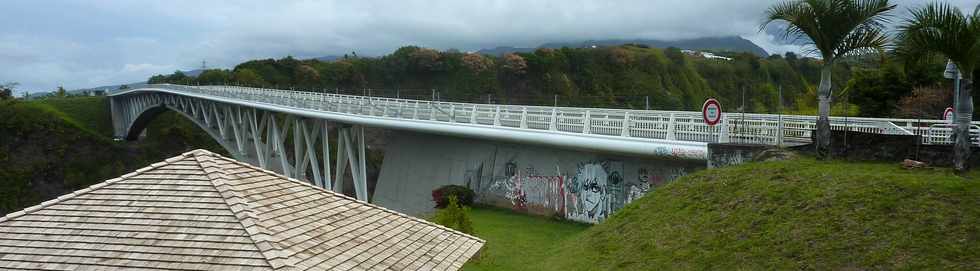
[110,84,980,161]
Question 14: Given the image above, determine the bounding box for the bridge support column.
[335,124,369,201]
[109,97,125,139]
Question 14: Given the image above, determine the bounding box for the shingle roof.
[0,149,484,271]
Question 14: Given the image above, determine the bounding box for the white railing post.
[429,103,436,120]
[666,113,676,140]
[520,107,528,128]
[413,101,419,119]
[583,110,591,134]
[549,108,557,131]
[621,112,631,137]
[450,104,456,123]
[719,114,730,143]
[776,115,785,146]
[470,105,478,123]
[493,106,501,126]
[383,99,389,116]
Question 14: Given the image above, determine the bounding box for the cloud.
[0,0,977,92]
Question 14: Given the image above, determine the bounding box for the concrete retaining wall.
[373,131,704,224]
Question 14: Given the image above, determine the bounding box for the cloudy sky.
[1,0,975,93]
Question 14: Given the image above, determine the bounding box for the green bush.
[431,184,475,208]
[433,196,474,234]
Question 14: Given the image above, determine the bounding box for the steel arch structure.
[110,90,370,200]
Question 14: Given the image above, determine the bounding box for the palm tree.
[898,3,980,172]
[763,0,895,158]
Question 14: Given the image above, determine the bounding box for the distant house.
[681,49,733,61]
[0,149,484,270]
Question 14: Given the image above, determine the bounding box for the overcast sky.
[1,0,975,93]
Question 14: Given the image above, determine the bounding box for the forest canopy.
[148,45,953,117]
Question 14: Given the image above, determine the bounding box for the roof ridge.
[190,150,294,270]
[202,150,487,246]
[0,152,191,224]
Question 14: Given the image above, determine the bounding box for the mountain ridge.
[477,36,769,57]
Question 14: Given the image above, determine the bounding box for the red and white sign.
[702,98,722,126]
[944,107,954,122]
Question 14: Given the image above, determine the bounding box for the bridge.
[108,84,976,222]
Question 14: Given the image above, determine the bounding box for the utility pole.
[201,60,207,70]
[777,85,783,114]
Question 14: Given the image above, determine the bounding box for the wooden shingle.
[0,149,484,270]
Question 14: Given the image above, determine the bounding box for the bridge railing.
[142,84,980,146]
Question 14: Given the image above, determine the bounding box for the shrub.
[432,196,474,234]
[432,185,475,208]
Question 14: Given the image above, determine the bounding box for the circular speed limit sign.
[702,98,722,126]
[943,107,954,122]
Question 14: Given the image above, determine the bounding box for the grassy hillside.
[533,159,979,270]
[0,97,227,215]
[36,97,113,137]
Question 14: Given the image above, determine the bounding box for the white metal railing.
[118,84,980,146]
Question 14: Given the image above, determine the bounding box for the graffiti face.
[504,161,517,177]
[638,168,651,185]
[567,162,612,223]
[581,176,604,218]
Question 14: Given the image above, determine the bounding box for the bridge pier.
[374,131,704,223]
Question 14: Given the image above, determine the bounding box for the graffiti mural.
[468,154,691,224]
[559,161,625,223]
[626,168,653,204]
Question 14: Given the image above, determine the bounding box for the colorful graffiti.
[471,157,689,224]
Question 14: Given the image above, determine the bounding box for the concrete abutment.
[374,131,704,224]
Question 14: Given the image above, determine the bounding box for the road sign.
[944,107,954,122]
[944,60,962,79]
[702,98,722,126]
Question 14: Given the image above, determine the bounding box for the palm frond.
[761,0,895,61]
[898,2,980,76]
[835,25,889,58]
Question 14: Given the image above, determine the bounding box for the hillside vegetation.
[0,97,226,215]
[147,44,954,118]
[149,46,860,113]
[533,159,979,270]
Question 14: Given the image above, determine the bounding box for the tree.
[432,196,474,234]
[293,65,320,87]
[56,86,66,97]
[461,53,493,73]
[895,85,953,119]
[0,82,17,100]
[898,3,980,172]
[197,69,232,85]
[232,68,267,87]
[847,62,911,117]
[763,0,895,158]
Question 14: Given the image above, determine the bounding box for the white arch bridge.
[109,84,975,201]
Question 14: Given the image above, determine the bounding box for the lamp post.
[944,60,961,120]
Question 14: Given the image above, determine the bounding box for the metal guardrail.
[116,84,980,146]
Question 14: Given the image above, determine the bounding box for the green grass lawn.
[462,207,590,271]
[533,158,980,270]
